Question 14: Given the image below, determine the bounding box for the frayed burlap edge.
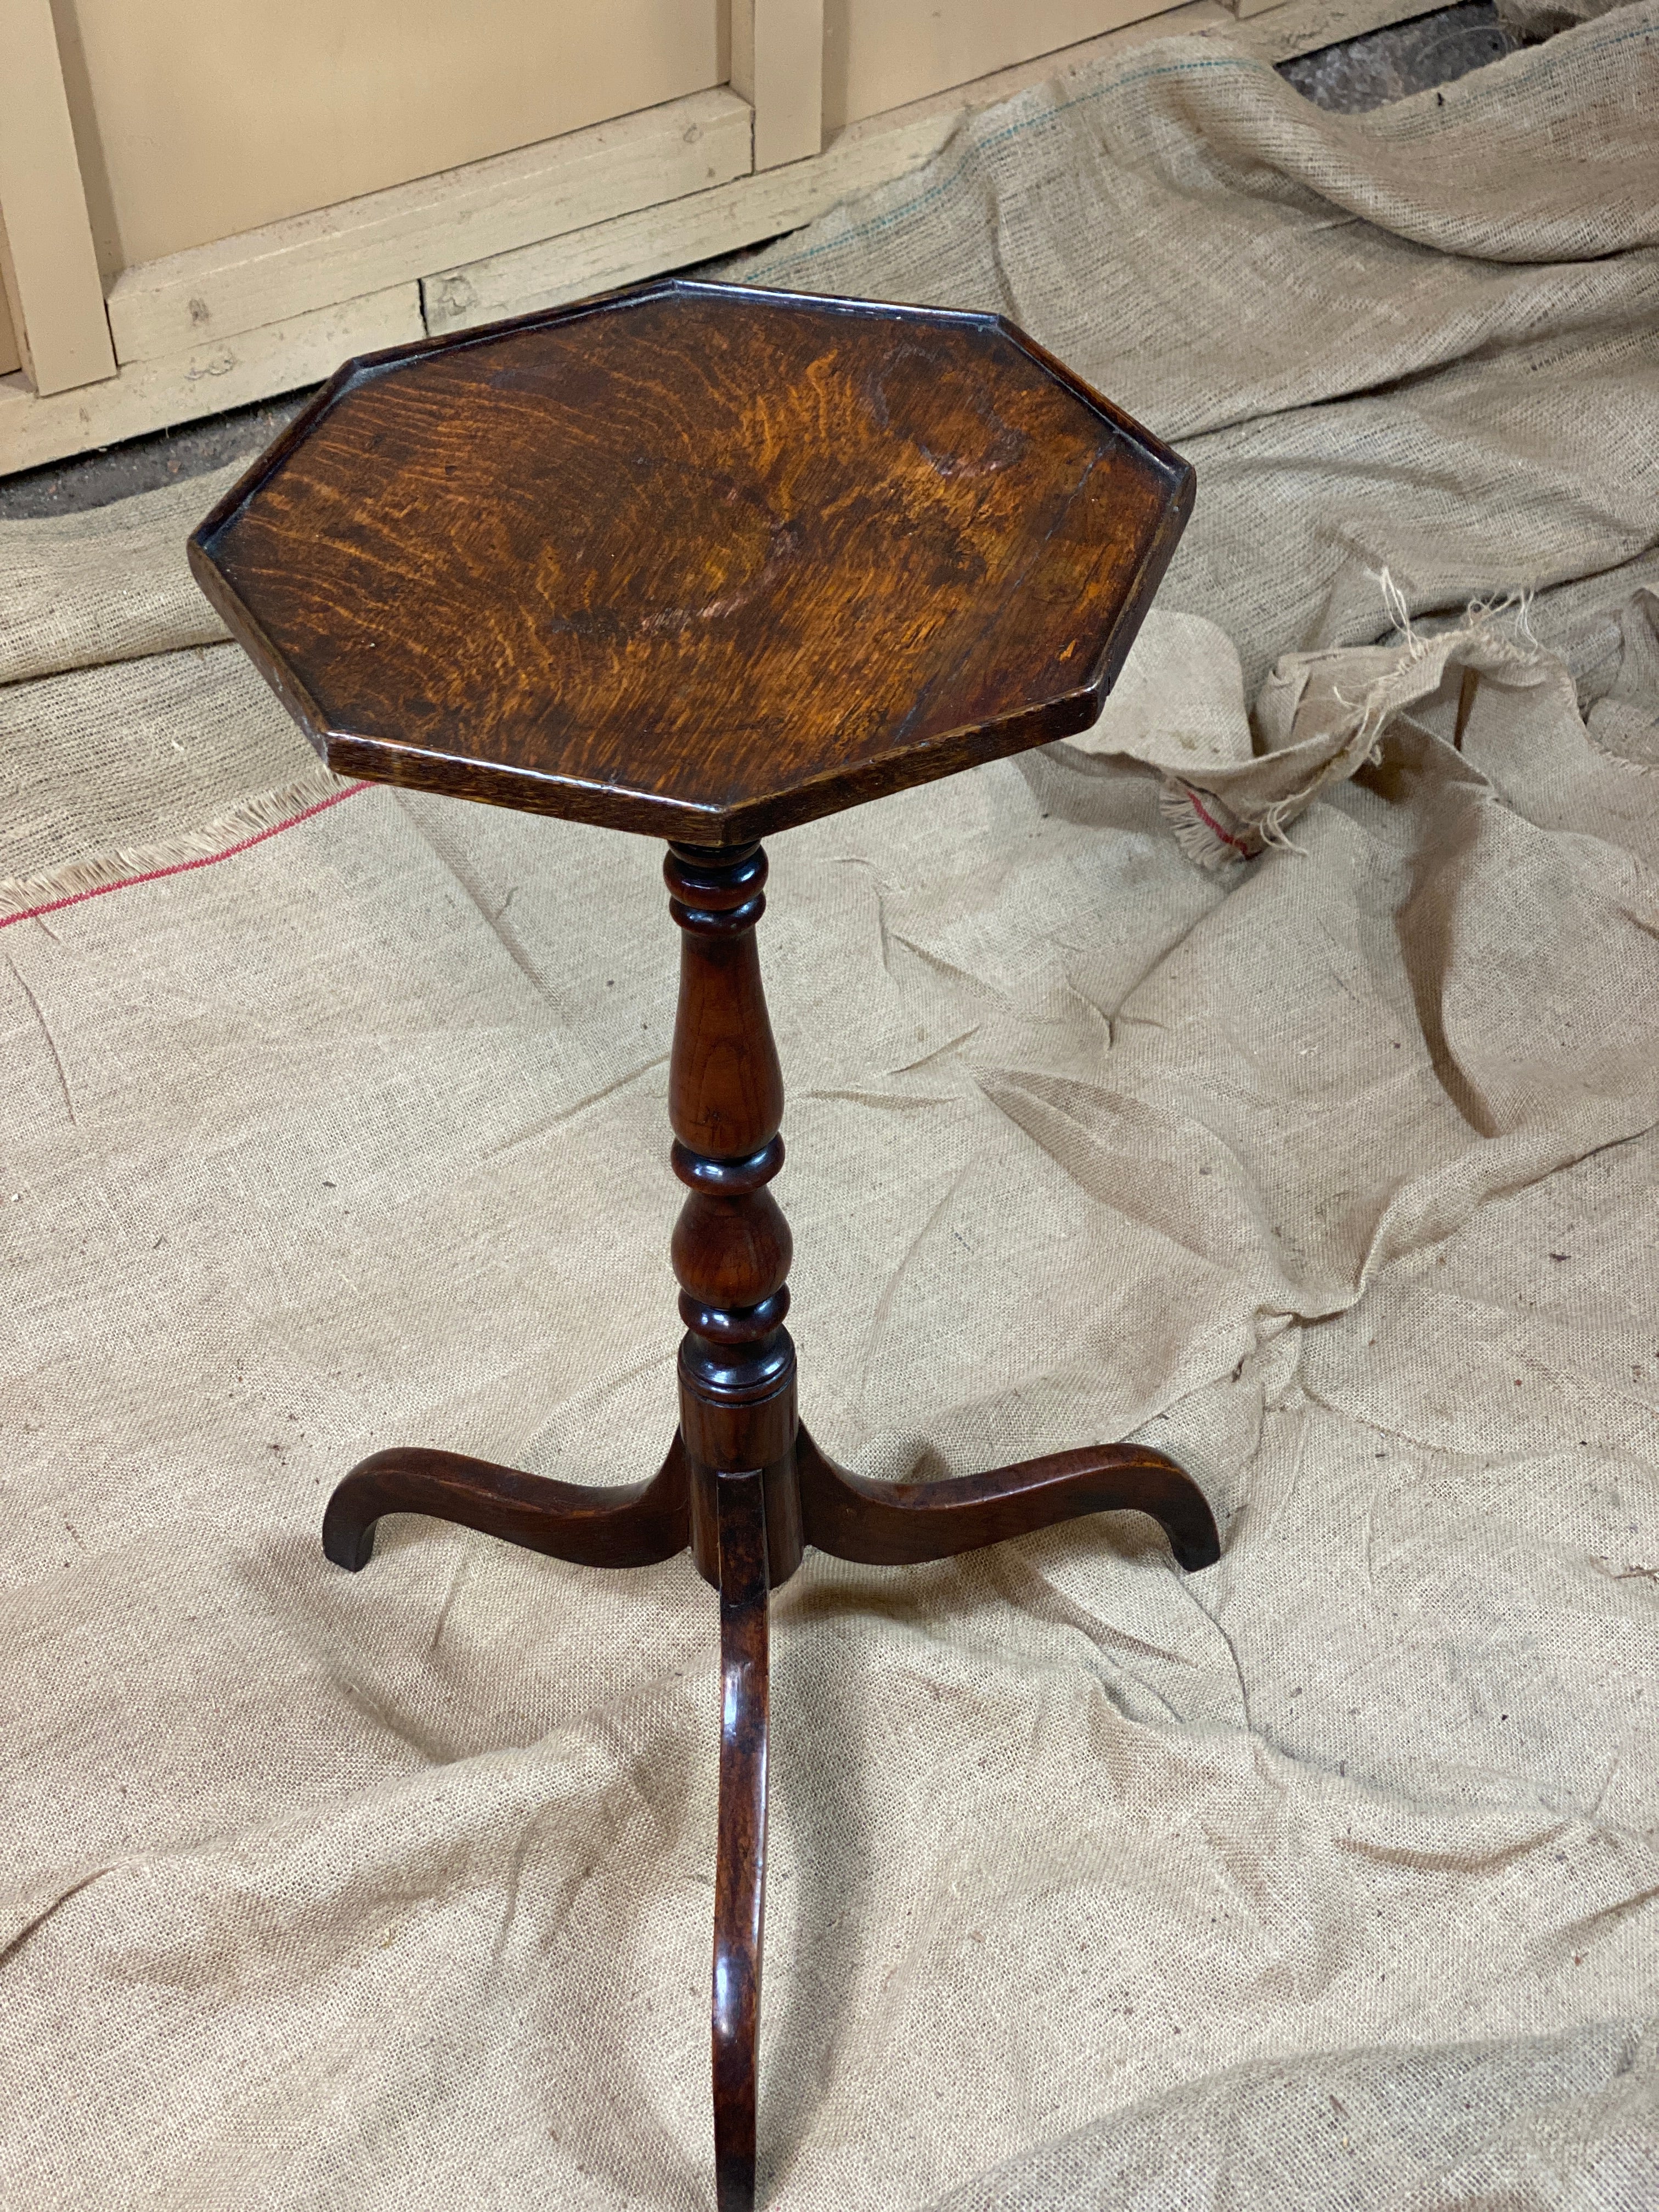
[0,767,358,921]
[1161,573,1549,868]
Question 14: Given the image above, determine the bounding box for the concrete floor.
[1281,0,1514,107]
[0,2,1519,524]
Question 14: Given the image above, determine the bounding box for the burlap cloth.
[3,9,1658,2207]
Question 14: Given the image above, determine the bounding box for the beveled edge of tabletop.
[187,277,1196,849]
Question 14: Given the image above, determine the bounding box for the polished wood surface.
[712,1466,770,2212]
[189,279,1193,846]
[239,286,1215,2209]
[667,842,804,1588]
[797,1425,1221,1572]
[320,1434,689,1573]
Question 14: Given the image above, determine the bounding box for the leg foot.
[321,1434,689,1572]
[795,1424,1219,1572]
[712,1468,769,2212]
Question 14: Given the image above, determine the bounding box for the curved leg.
[322,1432,689,1572]
[712,1468,769,2212]
[795,1424,1219,1572]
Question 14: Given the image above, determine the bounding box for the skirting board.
[104,89,755,369]
[420,0,1429,334]
[0,288,424,477]
[0,0,1441,478]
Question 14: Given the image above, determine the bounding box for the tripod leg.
[322,1433,689,1572]
[795,1424,1219,1572]
[712,1468,769,2212]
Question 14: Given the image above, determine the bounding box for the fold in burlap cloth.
[3,9,1658,2208]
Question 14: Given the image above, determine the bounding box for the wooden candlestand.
[190,277,1221,2212]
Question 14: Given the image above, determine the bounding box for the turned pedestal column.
[666,839,795,2211]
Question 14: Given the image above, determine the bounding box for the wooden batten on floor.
[0,289,424,478]
[0,0,1431,478]
[420,0,1392,337]
[423,97,968,337]
[102,89,755,369]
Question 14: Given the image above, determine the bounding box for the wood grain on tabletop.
[190,279,1192,844]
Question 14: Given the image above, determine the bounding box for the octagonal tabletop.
[190,280,1193,847]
